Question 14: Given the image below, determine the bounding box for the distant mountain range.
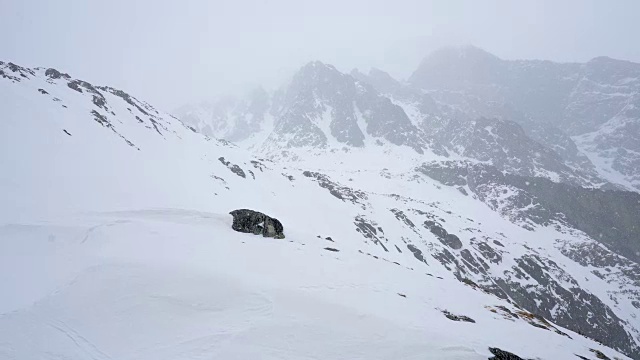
[176,46,640,192]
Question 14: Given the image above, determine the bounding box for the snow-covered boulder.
[230,209,285,239]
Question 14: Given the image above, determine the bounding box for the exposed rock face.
[441,310,475,323]
[219,157,247,178]
[303,170,368,208]
[519,121,603,182]
[229,209,285,239]
[437,117,602,186]
[424,220,463,250]
[417,160,640,264]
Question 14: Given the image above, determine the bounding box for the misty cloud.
[2,0,639,109]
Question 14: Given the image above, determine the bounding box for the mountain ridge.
[2,58,640,359]
[406,47,640,191]
[176,53,638,191]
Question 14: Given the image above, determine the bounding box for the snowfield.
[0,210,628,360]
[0,61,637,359]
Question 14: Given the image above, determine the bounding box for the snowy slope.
[0,211,629,360]
[1,61,639,359]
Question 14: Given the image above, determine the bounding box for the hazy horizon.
[3,0,639,109]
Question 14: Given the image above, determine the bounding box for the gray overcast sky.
[2,0,639,109]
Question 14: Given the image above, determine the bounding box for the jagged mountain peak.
[265,61,430,153]
[287,61,357,98]
[173,53,638,191]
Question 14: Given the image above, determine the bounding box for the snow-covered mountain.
[176,62,438,156]
[406,46,640,191]
[2,59,640,360]
[177,54,639,191]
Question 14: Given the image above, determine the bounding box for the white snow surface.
[0,62,635,360]
[3,210,618,360]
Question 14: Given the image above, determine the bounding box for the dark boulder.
[488,347,526,360]
[229,209,285,239]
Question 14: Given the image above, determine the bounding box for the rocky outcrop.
[441,310,475,323]
[229,209,285,239]
[219,157,247,178]
[488,347,527,360]
[303,171,368,208]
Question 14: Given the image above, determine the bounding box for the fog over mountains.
[2,45,640,360]
[177,46,640,193]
